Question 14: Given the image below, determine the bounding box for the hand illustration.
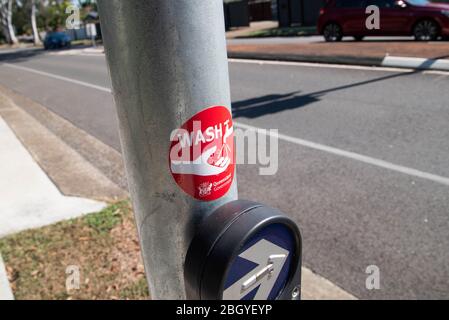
[170,145,231,176]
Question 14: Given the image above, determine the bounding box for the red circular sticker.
[169,106,235,201]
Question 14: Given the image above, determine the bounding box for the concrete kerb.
[227,51,449,72]
[382,55,449,71]
[227,51,384,67]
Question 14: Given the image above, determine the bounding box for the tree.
[11,0,30,36]
[30,0,40,44]
[78,0,97,13]
[0,0,18,44]
[38,0,72,31]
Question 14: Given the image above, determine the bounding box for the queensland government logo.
[198,182,213,197]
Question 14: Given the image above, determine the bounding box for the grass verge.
[0,200,149,300]
[71,39,103,46]
[237,26,317,38]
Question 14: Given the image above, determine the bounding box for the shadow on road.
[0,48,47,63]
[232,68,424,119]
[0,45,93,63]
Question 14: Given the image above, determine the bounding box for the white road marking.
[3,63,449,187]
[235,122,449,187]
[423,70,449,76]
[2,63,112,93]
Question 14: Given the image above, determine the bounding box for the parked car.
[44,32,72,50]
[318,0,449,41]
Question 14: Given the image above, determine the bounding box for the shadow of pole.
[232,67,424,119]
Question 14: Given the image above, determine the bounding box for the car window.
[335,0,365,8]
[366,0,396,8]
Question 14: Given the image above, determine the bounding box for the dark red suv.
[318,0,449,41]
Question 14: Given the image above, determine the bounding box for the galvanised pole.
[98,0,238,300]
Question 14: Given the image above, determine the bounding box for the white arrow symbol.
[223,239,289,300]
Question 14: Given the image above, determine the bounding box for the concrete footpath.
[0,115,107,237]
[0,113,108,299]
[228,40,449,71]
[0,86,356,300]
[0,255,13,300]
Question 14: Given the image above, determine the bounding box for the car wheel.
[353,36,364,41]
[323,23,343,42]
[413,20,439,41]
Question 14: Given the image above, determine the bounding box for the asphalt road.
[1,49,449,299]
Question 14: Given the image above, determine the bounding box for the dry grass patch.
[0,201,149,300]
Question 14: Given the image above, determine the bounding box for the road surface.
[0,49,448,299]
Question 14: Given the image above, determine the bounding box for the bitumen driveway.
[0,50,448,299]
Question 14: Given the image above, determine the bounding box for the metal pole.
[97,0,238,300]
